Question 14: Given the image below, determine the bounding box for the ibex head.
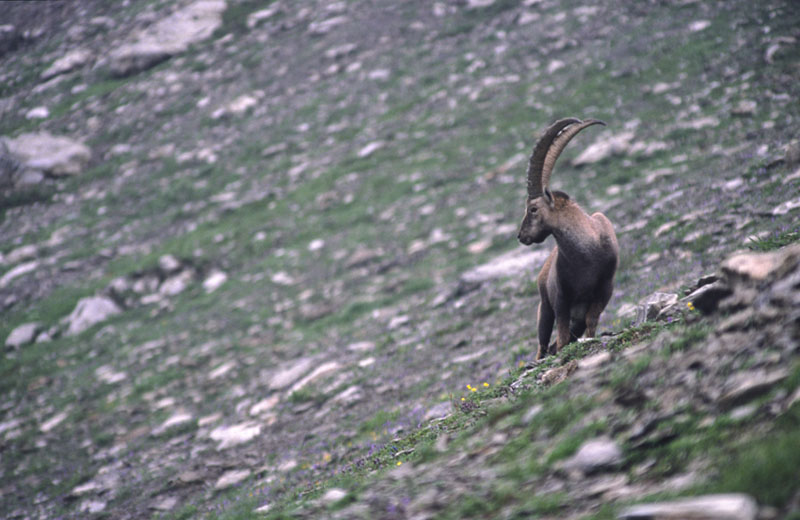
[517,118,605,245]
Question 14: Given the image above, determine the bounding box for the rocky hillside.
[1,0,799,519]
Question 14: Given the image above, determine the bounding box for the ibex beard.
[517,118,619,360]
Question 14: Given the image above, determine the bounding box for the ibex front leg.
[536,301,555,361]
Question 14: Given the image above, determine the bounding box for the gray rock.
[269,357,315,390]
[461,247,549,284]
[424,401,452,421]
[5,244,37,265]
[150,496,178,511]
[572,131,635,166]
[15,168,46,187]
[108,0,226,77]
[562,437,623,475]
[718,369,790,409]
[681,281,732,315]
[5,132,91,177]
[159,270,193,296]
[320,488,347,505]
[246,6,280,29]
[785,140,800,165]
[214,469,251,490]
[5,322,40,349]
[0,260,39,288]
[209,422,261,450]
[0,139,20,187]
[65,296,122,336]
[158,254,182,275]
[202,270,227,293]
[722,245,800,284]
[635,292,678,325]
[618,493,757,520]
[41,48,92,80]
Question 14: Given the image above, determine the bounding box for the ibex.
[517,118,619,360]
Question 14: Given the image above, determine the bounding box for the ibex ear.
[543,187,554,208]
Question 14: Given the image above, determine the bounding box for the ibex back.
[517,118,619,360]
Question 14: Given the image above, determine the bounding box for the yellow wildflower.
[397,461,402,466]
[482,382,489,387]
[687,302,695,311]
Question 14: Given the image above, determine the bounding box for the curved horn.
[526,118,580,198]
[540,118,606,190]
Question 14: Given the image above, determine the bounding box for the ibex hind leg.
[568,303,589,342]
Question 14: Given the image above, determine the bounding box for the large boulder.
[108,0,226,77]
[5,132,91,177]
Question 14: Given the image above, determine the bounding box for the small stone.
[40,411,68,433]
[262,143,287,157]
[541,360,578,386]
[153,411,193,435]
[95,365,127,384]
[214,469,251,490]
[203,270,228,293]
[345,248,382,269]
[562,437,623,475]
[357,357,375,368]
[226,94,258,116]
[771,196,800,215]
[784,141,800,165]
[635,292,678,325]
[618,493,757,520]
[80,500,107,514]
[289,361,341,393]
[718,369,790,409]
[150,496,178,511]
[25,106,49,119]
[320,488,347,504]
[731,100,757,117]
[209,422,262,449]
[158,254,182,274]
[688,20,711,32]
[247,7,279,28]
[70,480,101,497]
[159,270,194,296]
[5,322,40,349]
[357,141,384,158]
[573,132,635,166]
[41,48,92,79]
[347,341,375,352]
[65,296,122,336]
[249,395,279,416]
[269,357,315,390]
[308,16,348,36]
[209,361,236,379]
[271,271,295,285]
